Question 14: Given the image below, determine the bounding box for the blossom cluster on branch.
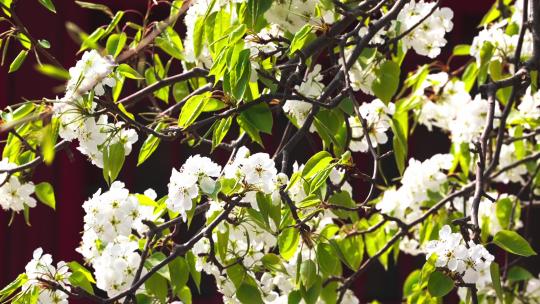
[0,0,539,303]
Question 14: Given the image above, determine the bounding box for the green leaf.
[236,283,264,304]
[227,48,251,100]
[372,61,400,103]
[144,272,168,303]
[103,142,125,184]
[117,63,143,79]
[289,24,313,55]
[239,102,273,134]
[261,253,287,273]
[302,151,333,179]
[9,50,28,73]
[490,262,504,303]
[74,1,113,17]
[193,16,205,57]
[155,27,184,60]
[336,235,364,270]
[427,271,454,297]
[178,286,192,304]
[227,24,247,45]
[403,270,421,297]
[137,123,165,166]
[452,44,470,56]
[35,64,69,80]
[278,227,300,260]
[507,266,533,283]
[186,251,201,292]
[80,27,105,52]
[495,197,513,230]
[316,243,341,276]
[169,257,189,295]
[0,274,27,300]
[38,39,51,49]
[106,32,127,58]
[145,252,171,281]
[178,93,209,128]
[173,81,190,102]
[38,0,56,13]
[391,112,408,174]
[300,260,317,289]
[104,11,125,35]
[212,116,232,150]
[68,261,95,295]
[493,230,537,257]
[35,182,56,210]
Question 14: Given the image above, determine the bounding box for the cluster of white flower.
[166,155,222,220]
[77,182,154,297]
[264,0,323,34]
[523,275,540,302]
[348,99,395,153]
[377,154,453,222]
[223,147,278,193]
[79,181,153,252]
[191,198,357,304]
[417,72,498,143]
[518,86,540,122]
[92,237,142,297]
[64,50,116,99]
[495,144,528,184]
[346,52,379,96]
[425,225,494,287]
[23,248,71,304]
[0,158,36,212]
[283,65,324,126]
[55,50,138,168]
[392,1,454,58]
[470,13,533,65]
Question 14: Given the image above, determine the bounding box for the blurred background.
[1,0,536,303]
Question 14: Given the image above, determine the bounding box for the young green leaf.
[38,0,56,13]
[278,227,300,261]
[106,32,127,58]
[117,63,143,79]
[372,61,400,103]
[490,262,504,303]
[493,230,537,257]
[178,93,209,128]
[35,182,56,210]
[427,271,454,297]
[103,142,125,184]
[35,64,69,80]
[137,123,165,166]
[300,260,317,289]
[289,24,313,55]
[9,50,28,73]
[236,283,264,304]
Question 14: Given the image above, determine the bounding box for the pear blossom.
[0,158,36,212]
[349,99,395,152]
[425,225,494,287]
[392,1,454,58]
[23,248,71,304]
[283,65,324,126]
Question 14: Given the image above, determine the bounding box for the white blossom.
[392,1,454,58]
[425,225,494,287]
[0,158,36,212]
[349,99,395,153]
[23,248,71,304]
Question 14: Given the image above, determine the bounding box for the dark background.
[0,1,529,303]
